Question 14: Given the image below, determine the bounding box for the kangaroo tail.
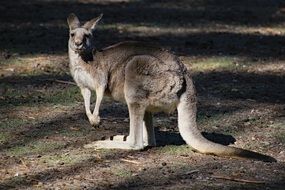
[177,75,276,162]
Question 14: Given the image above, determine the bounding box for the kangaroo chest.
[69,54,97,90]
[72,67,97,90]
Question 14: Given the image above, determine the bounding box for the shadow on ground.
[0,0,285,58]
[1,68,284,110]
[193,71,285,104]
[156,130,236,146]
[1,151,284,190]
[107,163,285,190]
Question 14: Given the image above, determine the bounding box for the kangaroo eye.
[84,33,90,38]
[70,33,75,37]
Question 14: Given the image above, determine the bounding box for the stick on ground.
[212,175,266,184]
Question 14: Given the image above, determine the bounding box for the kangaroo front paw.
[87,114,101,127]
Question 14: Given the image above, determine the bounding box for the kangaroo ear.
[67,13,80,30]
[83,14,103,32]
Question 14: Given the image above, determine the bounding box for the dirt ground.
[0,0,285,189]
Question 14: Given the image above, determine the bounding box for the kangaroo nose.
[75,41,83,47]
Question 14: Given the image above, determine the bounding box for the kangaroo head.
[67,13,103,54]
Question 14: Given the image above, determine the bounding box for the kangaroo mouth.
[75,48,83,52]
[74,47,85,53]
[69,44,84,53]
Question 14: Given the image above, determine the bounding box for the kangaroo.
[67,13,276,162]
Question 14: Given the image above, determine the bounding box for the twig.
[120,158,140,165]
[186,169,199,175]
[20,158,28,168]
[39,78,76,85]
[212,175,266,184]
[53,79,76,85]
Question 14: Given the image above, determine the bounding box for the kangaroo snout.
[75,40,83,47]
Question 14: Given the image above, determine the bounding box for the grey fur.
[67,13,276,162]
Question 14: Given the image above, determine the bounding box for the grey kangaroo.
[67,13,276,162]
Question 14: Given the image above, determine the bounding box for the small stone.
[244,121,251,126]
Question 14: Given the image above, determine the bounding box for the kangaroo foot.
[84,140,143,150]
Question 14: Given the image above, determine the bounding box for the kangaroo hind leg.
[143,112,156,147]
[103,111,156,147]
[84,103,145,150]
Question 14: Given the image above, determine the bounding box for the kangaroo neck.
[68,45,94,77]
[69,48,93,63]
